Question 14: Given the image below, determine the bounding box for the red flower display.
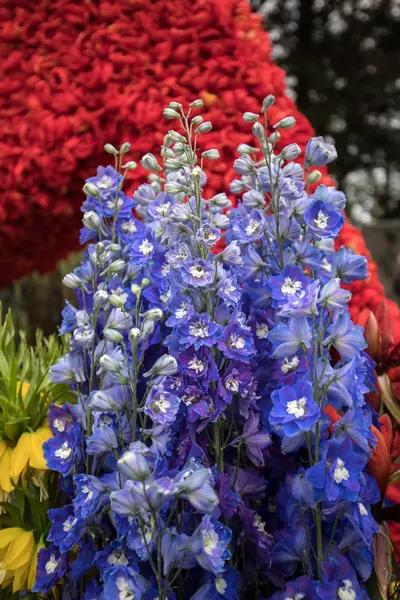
[0,0,399,341]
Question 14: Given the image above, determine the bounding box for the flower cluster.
[1,0,399,353]
[36,98,380,598]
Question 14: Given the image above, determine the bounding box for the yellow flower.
[0,527,36,592]
[9,424,53,483]
[0,442,14,493]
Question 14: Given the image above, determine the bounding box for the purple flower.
[218,322,255,363]
[102,566,148,600]
[47,505,84,552]
[196,225,221,248]
[268,266,313,307]
[147,191,175,220]
[304,200,344,239]
[130,233,157,265]
[231,411,271,466]
[191,568,240,600]
[271,575,315,600]
[312,184,346,210]
[320,278,351,310]
[218,240,242,266]
[215,473,240,518]
[50,351,86,384]
[43,427,78,476]
[178,347,219,382]
[278,280,320,318]
[47,403,74,436]
[181,259,215,287]
[161,528,193,576]
[306,438,367,502]
[174,464,218,513]
[190,515,231,575]
[178,313,223,350]
[269,317,311,358]
[270,380,320,437]
[316,556,368,600]
[324,312,367,359]
[217,276,241,306]
[73,474,110,519]
[93,540,137,570]
[32,545,68,593]
[232,208,265,242]
[332,247,368,283]
[144,383,181,425]
[304,136,337,167]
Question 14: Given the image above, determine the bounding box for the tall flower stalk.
[35,98,380,599]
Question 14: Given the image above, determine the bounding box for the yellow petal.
[9,433,31,481]
[27,541,44,591]
[0,440,8,464]
[3,531,34,570]
[12,561,30,593]
[0,528,24,549]
[0,447,15,492]
[29,431,49,470]
[17,381,31,401]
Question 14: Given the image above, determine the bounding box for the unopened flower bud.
[196,121,212,133]
[237,143,260,155]
[94,290,109,308]
[109,243,121,252]
[104,143,118,155]
[262,94,275,111]
[143,355,178,378]
[212,213,230,229]
[63,273,81,289]
[168,130,186,143]
[96,242,105,256]
[109,259,126,274]
[243,112,260,123]
[163,107,180,119]
[120,141,131,154]
[307,170,323,184]
[131,284,141,297]
[164,182,186,194]
[143,308,163,322]
[99,355,121,373]
[129,327,141,344]
[201,149,220,160]
[103,328,124,343]
[191,115,203,126]
[280,143,302,161]
[118,450,151,482]
[82,211,101,230]
[169,101,183,110]
[191,166,203,181]
[230,179,248,194]
[273,116,296,130]
[211,193,231,209]
[190,99,204,108]
[141,153,161,172]
[268,131,281,144]
[83,182,100,197]
[164,158,184,171]
[109,293,126,308]
[123,161,137,170]
[252,122,264,139]
[141,278,150,287]
[141,319,155,338]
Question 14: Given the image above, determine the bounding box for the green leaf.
[0,502,24,528]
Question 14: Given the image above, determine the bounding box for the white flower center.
[121,220,137,234]
[338,579,356,600]
[138,240,154,256]
[322,257,332,272]
[156,203,171,216]
[107,550,129,566]
[161,263,171,276]
[229,333,245,350]
[256,323,269,339]
[281,277,302,296]
[116,576,136,600]
[54,442,72,461]
[359,502,368,516]
[45,554,59,575]
[107,197,124,210]
[63,516,77,532]
[160,290,172,304]
[151,394,171,414]
[53,418,65,433]
[215,576,227,594]
[81,485,94,502]
[202,527,219,555]
[253,514,266,533]
[225,376,239,393]
[314,210,329,229]
[284,595,306,600]
[333,458,350,484]
[189,265,207,279]
[189,321,209,338]
[188,358,205,374]
[245,219,261,236]
[97,175,113,190]
[175,302,188,320]
[281,356,300,374]
[286,396,307,418]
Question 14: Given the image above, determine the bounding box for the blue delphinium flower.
[37,98,380,599]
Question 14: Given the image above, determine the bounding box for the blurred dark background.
[2,0,400,342]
